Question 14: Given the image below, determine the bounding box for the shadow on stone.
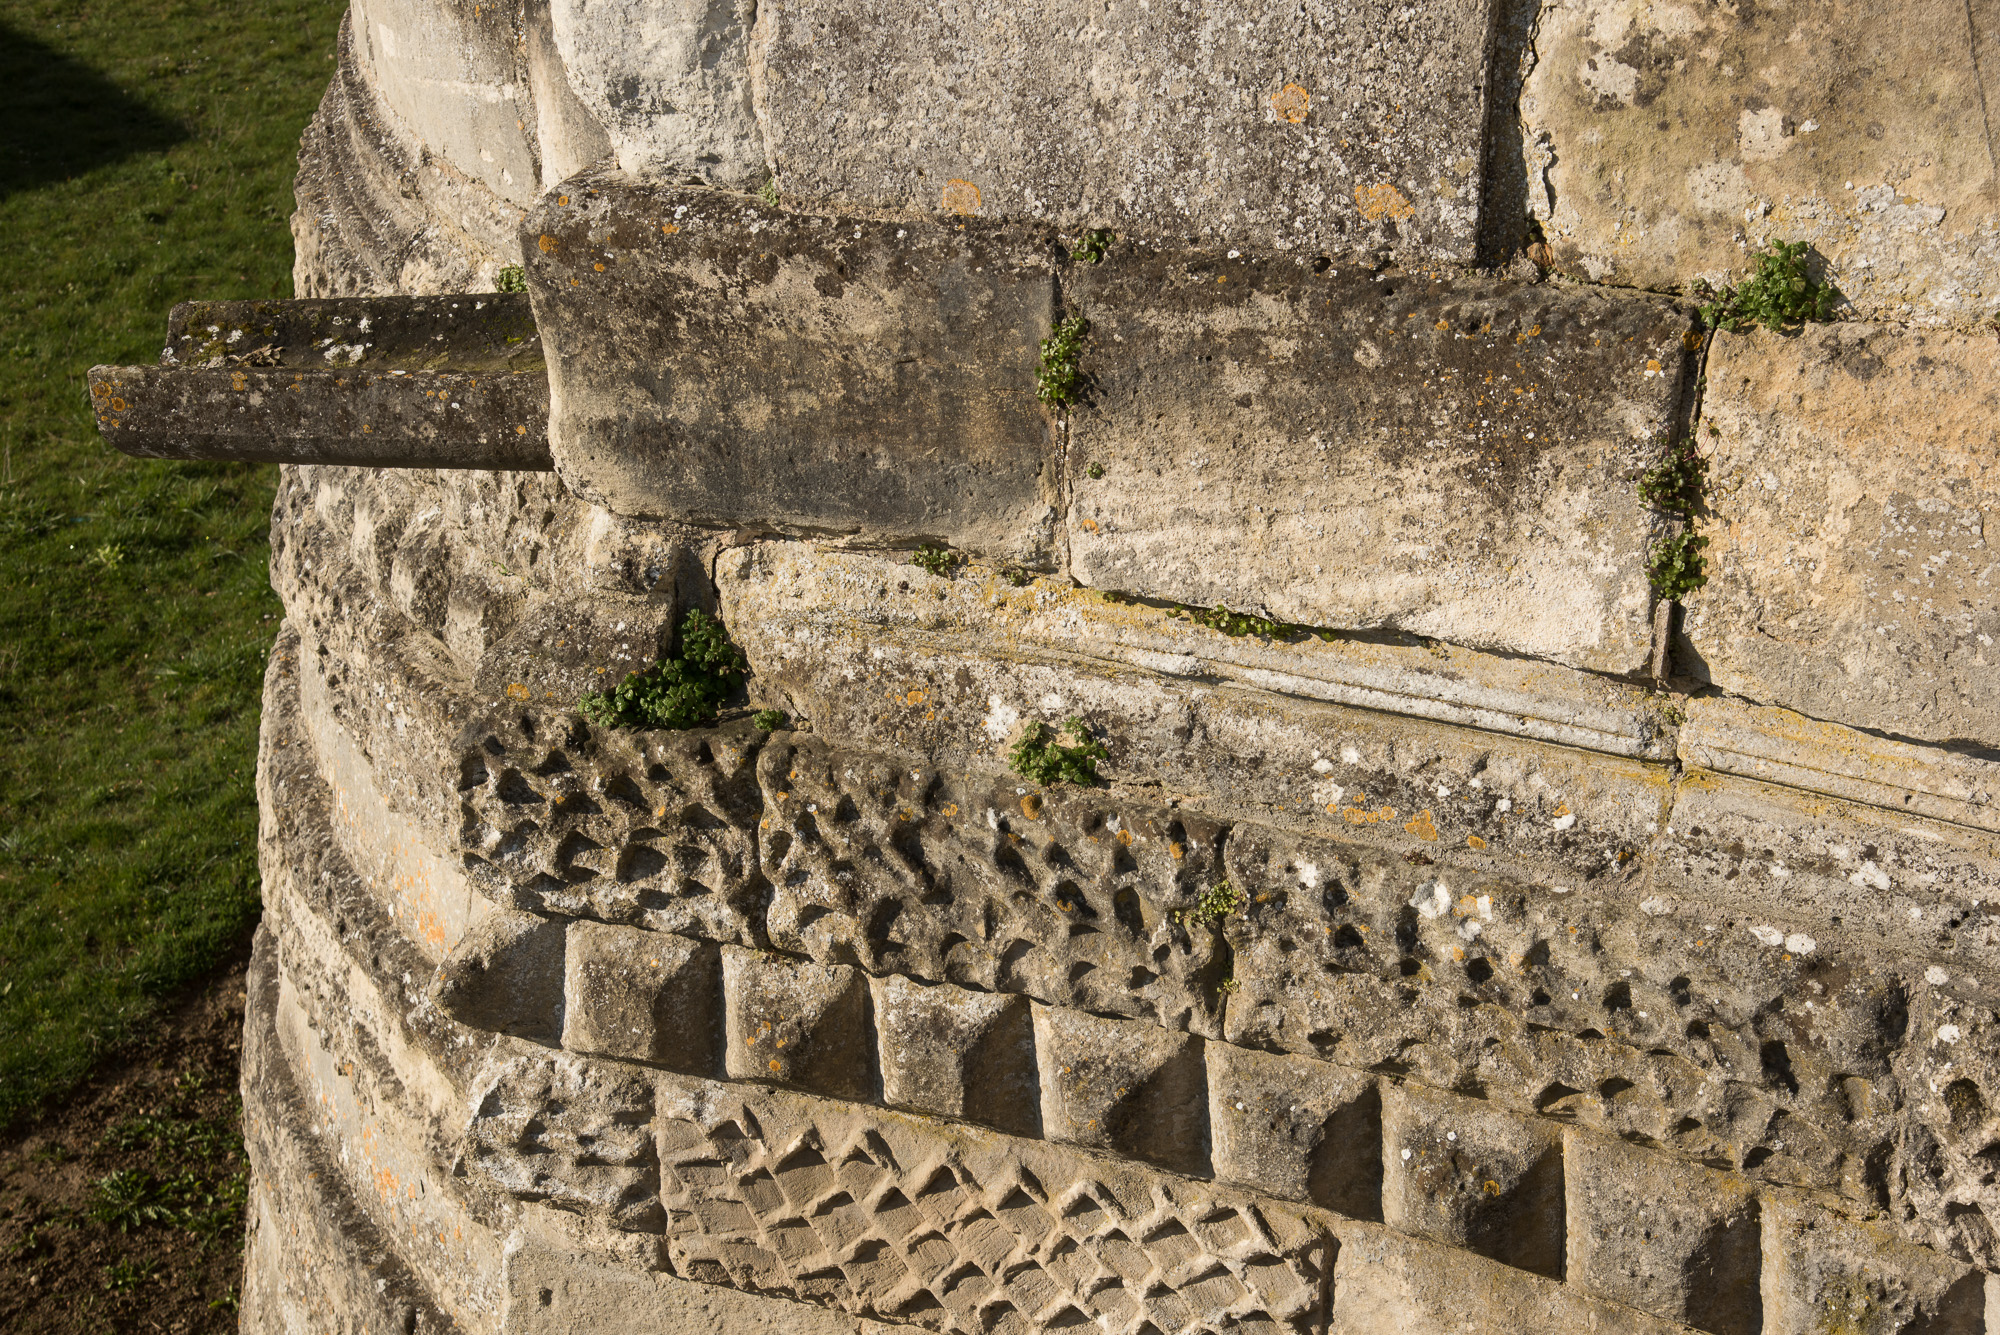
[0,23,187,199]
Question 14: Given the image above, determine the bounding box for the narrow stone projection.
[91,0,2000,1331]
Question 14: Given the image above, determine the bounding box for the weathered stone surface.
[872,975,1039,1137]
[1564,1131,1762,1335]
[758,731,1231,1036]
[1380,1082,1566,1279]
[1522,0,2000,325]
[1206,1043,1380,1218]
[466,1054,666,1232]
[1684,323,2000,744]
[1761,1191,1988,1335]
[434,908,568,1045]
[1331,1223,1700,1335]
[1065,259,1692,672]
[654,1072,1330,1333]
[1032,1004,1210,1176]
[720,945,877,1101]
[761,0,1490,264]
[523,179,1059,561]
[562,923,722,1072]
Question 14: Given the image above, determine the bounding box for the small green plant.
[89,1169,180,1232]
[1176,879,1246,927]
[1647,529,1710,599]
[751,708,788,732]
[1085,462,1105,479]
[1195,604,1288,638]
[1071,228,1115,264]
[1636,437,1708,513]
[1008,716,1107,787]
[89,541,124,569]
[758,177,780,209]
[1036,315,1090,408]
[494,264,527,293]
[102,1258,158,1291]
[1698,239,1838,331]
[1001,566,1033,587]
[579,608,748,731]
[912,543,959,578]
[1217,976,1240,995]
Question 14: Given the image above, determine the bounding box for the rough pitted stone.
[465,1054,665,1233]
[721,945,877,1101]
[1564,1131,1762,1335]
[522,179,1060,562]
[1206,1043,1381,1218]
[1762,1192,1988,1335]
[1031,1004,1210,1177]
[761,0,1490,264]
[873,975,1039,1138]
[433,908,567,1045]
[1685,323,2000,744]
[1065,256,1694,672]
[1380,1082,1566,1280]
[562,923,722,1072]
[1522,0,2000,326]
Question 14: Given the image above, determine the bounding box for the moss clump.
[1008,716,1106,786]
[579,609,747,730]
[494,264,527,293]
[1036,315,1089,408]
[1176,880,1245,927]
[1194,604,1288,638]
[1698,239,1838,331]
[751,709,788,732]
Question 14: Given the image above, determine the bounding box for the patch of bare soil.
[0,944,252,1334]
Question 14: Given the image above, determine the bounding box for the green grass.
[0,0,345,1126]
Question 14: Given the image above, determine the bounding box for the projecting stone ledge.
[88,294,552,470]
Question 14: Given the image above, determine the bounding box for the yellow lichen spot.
[109,397,127,412]
[1682,329,1704,351]
[539,234,560,254]
[1552,802,1571,818]
[1468,834,1487,850]
[1080,518,1100,531]
[1435,320,1451,332]
[768,1059,782,1071]
[1169,842,1184,860]
[941,178,982,215]
[1271,82,1311,124]
[516,424,528,435]
[1355,182,1416,222]
[1646,358,1662,373]
[556,195,569,206]
[941,802,959,818]
[91,382,109,398]
[661,222,679,235]
[1404,808,1439,841]
[505,682,531,701]
[1117,828,1134,847]
[904,688,927,705]
[1020,793,1043,820]
[1451,946,1465,960]
[231,372,248,391]
[593,262,606,273]
[1483,1180,1501,1196]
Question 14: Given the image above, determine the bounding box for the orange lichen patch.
[661,222,679,235]
[593,262,606,272]
[1343,804,1398,825]
[941,802,959,819]
[91,381,109,398]
[515,424,528,435]
[231,372,248,391]
[1117,828,1134,847]
[903,688,928,706]
[1020,793,1043,820]
[1682,329,1705,351]
[1169,842,1185,860]
[1355,182,1416,221]
[538,233,560,254]
[505,682,531,701]
[1404,809,1439,841]
[941,178,982,215]
[1467,834,1488,850]
[555,194,569,206]
[1271,82,1311,123]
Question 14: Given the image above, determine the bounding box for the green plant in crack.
[1175,879,1245,927]
[1193,604,1288,638]
[751,708,788,732]
[1636,436,1709,512]
[1647,529,1710,600]
[1697,238,1838,331]
[912,543,960,578]
[494,264,527,293]
[1008,716,1107,786]
[579,608,747,731]
[1036,315,1090,408]
[1071,228,1115,264]
[758,177,780,209]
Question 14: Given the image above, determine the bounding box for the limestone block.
[456,711,765,943]
[520,0,613,191]
[1065,259,1692,673]
[1031,1004,1209,1176]
[522,179,1058,561]
[758,732,1230,1036]
[655,1073,1328,1332]
[1564,1131,1762,1335]
[562,923,722,1073]
[872,975,1039,1138]
[433,908,568,1045]
[1761,1192,1988,1335]
[1684,324,2000,743]
[548,0,762,188]
[1331,1223,1701,1335]
[465,1053,665,1233]
[1206,1043,1381,1219]
[721,946,877,1101]
[761,0,1490,264]
[1521,0,2000,325]
[347,0,541,209]
[1380,1082,1566,1279]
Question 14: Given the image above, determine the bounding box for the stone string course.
[223,2,2000,1333]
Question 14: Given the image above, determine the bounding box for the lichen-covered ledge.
[88,294,552,469]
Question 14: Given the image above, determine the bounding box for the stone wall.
[238,2,2000,1333]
